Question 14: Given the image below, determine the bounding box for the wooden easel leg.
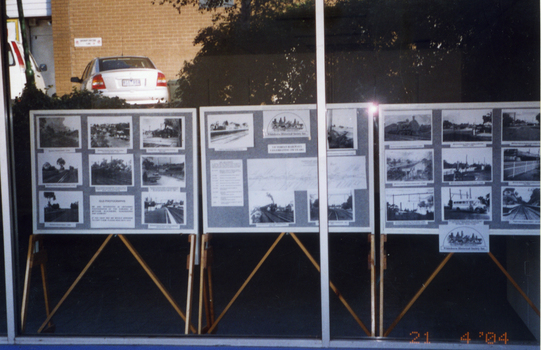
[198,234,206,334]
[369,233,376,336]
[185,235,196,334]
[206,232,286,334]
[289,233,371,336]
[488,252,540,316]
[379,234,386,337]
[21,235,54,333]
[205,246,215,327]
[383,253,454,337]
[21,235,36,333]
[38,234,114,333]
[118,234,197,334]
[198,234,215,334]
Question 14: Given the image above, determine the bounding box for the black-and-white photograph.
[88,116,133,149]
[249,191,295,225]
[141,116,183,148]
[502,109,540,143]
[442,109,492,143]
[89,154,134,186]
[143,192,186,225]
[327,108,357,149]
[385,149,433,183]
[385,188,434,222]
[39,191,83,223]
[502,148,540,182]
[263,110,311,138]
[38,153,82,185]
[442,186,491,221]
[308,190,354,222]
[208,113,254,149]
[141,155,185,187]
[442,147,492,182]
[38,116,81,149]
[502,187,540,223]
[384,112,432,143]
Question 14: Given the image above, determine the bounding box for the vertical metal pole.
[0,13,18,342]
[315,0,329,345]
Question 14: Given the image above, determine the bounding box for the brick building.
[51,0,216,95]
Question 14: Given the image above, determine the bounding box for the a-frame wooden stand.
[379,234,540,337]
[21,234,197,334]
[198,232,376,336]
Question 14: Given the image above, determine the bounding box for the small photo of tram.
[442,186,491,221]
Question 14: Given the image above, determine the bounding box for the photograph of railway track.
[141,116,183,148]
[385,188,434,222]
[327,108,356,149]
[502,109,540,143]
[38,116,80,149]
[308,190,354,222]
[88,117,132,149]
[143,192,186,225]
[263,110,310,138]
[385,149,433,183]
[141,155,185,187]
[442,109,492,143]
[502,147,540,182]
[90,154,133,186]
[39,191,83,223]
[208,113,254,149]
[38,153,82,185]
[384,112,432,143]
[442,147,492,183]
[442,186,491,221]
[249,191,295,225]
[502,187,540,223]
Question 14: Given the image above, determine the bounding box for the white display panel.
[200,103,374,233]
[379,102,540,235]
[30,109,198,234]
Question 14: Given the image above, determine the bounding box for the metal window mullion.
[0,25,17,343]
[315,0,330,346]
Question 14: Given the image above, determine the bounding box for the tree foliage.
[157,0,539,107]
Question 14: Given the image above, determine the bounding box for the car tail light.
[157,72,167,87]
[11,42,25,68]
[91,74,106,90]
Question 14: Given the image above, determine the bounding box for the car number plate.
[122,79,141,87]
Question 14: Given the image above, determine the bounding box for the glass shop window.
[324,0,540,345]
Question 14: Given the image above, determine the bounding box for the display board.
[200,103,374,233]
[30,109,198,234]
[379,102,540,235]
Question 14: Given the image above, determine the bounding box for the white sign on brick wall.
[74,38,102,47]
